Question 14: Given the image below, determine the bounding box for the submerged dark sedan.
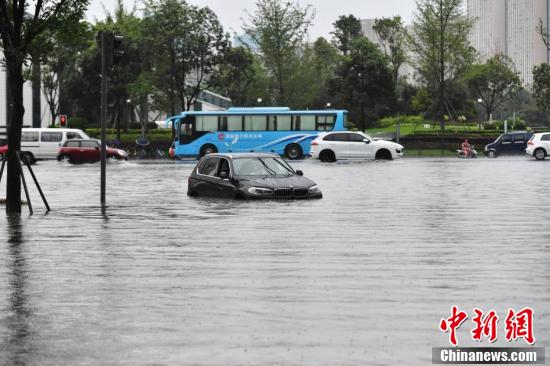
[187,153,322,199]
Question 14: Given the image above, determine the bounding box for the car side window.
[512,134,525,142]
[198,157,220,176]
[41,132,63,142]
[67,132,81,140]
[21,132,39,142]
[348,133,366,142]
[81,140,100,148]
[65,141,80,148]
[216,158,231,178]
[324,133,348,142]
[500,134,511,143]
[542,135,550,141]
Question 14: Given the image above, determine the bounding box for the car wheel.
[58,155,72,164]
[284,143,303,160]
[534,148,547,160]
[21,152,36,165]
[319,149,336,163]
[487,150,497,158]
[375,149,393,160]
[199,144,217,157]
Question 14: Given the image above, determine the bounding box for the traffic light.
[59,115,68,127]
[103,32,124,68]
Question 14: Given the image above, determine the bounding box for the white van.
[21,128,91,163]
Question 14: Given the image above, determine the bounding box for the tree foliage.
[533,63,550,113]
[330,37,395,130]
[373,16,407,90]
[243,0,314,105]
[331,14,362,56]
[408,0,474,128]
[464,54,522,121]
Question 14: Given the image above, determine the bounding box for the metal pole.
[17,153,32,215]
[100,31,108,207]
[22,157,50,211]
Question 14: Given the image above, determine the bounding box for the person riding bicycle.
[461,139,472,158]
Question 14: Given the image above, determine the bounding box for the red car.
[0,145,36,164]
[0,144,6,156]
[57,139,128,163]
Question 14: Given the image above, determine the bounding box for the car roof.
[203,152,279,159]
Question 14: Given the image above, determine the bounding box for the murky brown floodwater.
[0,157,549,365]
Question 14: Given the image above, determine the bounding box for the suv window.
[81,140,100,148]
[512,134,525,142]
[67,132,83,140]
[41,132,63,142]
[324,133,348,142]
[198,157,220,176]
[348,133,366,142]
[542,134,550,141]
[65,140,80,148]
[217,158,231,177]
[500,134,511,143]
[22,132,39,142]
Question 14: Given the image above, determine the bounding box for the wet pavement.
[0,157,549,365]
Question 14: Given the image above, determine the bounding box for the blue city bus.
[168,107,347,159]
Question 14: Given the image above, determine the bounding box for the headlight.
[247,187,274,196]
[308,185,321,193]
[117,149,127,156]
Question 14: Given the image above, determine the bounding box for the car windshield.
[232,157,294,176]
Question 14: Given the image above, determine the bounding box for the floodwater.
[0,156,549,365]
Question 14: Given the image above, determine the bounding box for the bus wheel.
[199,144,218,157]
[285,144,303,160]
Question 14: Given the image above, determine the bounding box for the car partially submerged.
[187,153,322,199]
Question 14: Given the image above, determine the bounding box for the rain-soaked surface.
[0,156,549,365]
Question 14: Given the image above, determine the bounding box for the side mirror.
[363,139,370,144]
[219,170,230,180]
[295,170,304,176]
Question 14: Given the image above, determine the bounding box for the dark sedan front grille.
[272,188,309,198]
[274,188,292,198]
[293,188,308,198]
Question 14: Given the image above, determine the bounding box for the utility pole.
[100,31,124,207]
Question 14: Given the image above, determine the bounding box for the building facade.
[468,0,549,85]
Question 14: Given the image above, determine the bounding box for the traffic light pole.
[100,31,108,207]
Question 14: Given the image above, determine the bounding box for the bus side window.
[268,116,277,131]
[277,115,291,131]
[293,115,301,131]
[219,116,228,131]
[227,115,243,131]
[317,115,335,131]
[300,115,316,130]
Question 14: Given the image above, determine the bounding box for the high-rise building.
[468,0,506,60]
[468,0,549,85]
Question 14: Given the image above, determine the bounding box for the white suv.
[526,132,550,160]
[310,131,404,162]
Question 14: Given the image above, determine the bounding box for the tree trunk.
[6,62,25,213]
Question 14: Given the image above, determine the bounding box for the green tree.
[0,0,88,213]
[143,0,229,114]
[331,15,362,56]
[408,0,475,129]
[331,37,395,130]
[464,54,522,121]
[243,0,314,105]
[208,47,268,106]
[533,63,550,113]
[373,16,407,90]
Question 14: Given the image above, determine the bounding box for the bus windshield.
[232,157,294,176]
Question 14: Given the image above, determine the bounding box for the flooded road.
[0,157,549,365]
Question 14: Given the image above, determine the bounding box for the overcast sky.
[86,0,418,40]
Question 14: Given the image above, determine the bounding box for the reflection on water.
[0,158,549,365]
